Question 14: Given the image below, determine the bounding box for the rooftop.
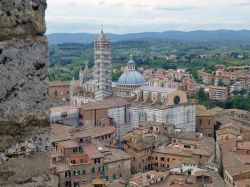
[104,148,131,163]
[49,80,71,87]
[51,125,116,143]
[80,96,129,111]
[136,85,176,94]
[50,105,79,113]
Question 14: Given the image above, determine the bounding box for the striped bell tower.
[94,29,112,100]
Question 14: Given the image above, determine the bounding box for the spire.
[82,61,93,81]
[99,28,105,40]
[130,54,133,61]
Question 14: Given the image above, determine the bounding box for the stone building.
[123,124,215,175]
[94,30,113,100]
[49,81,71,106]
[51,137,131,187]
[196,106,215,137]
[123,123,170,173]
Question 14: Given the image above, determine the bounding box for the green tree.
[196,88,209,102]
[192,69,198,80]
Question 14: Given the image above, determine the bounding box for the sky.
[46,0,250,34]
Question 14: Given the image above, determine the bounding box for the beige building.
[49,81,71,106]
[208,86,228,101]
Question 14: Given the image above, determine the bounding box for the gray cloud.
[235,2,250,6]
[155,5,201,11]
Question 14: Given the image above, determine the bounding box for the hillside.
[47,30,250,44]
[49,40,250,81]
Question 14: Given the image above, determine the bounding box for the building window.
[155,156,158,160]
[94,158,100,164]
[160,157,165,161]
[184,144,191,149]
[167,158,169,162]
[73,182,79,187]
[92,167,95,173]
[71,160,76,165]
[65,181,70,187]
[82,170,86,175]
[113,174,116,179]
[77,170,80,175]
[80,159,83,164]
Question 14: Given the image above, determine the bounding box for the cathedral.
[70,30,196,140]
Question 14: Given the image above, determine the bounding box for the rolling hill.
[47,30,250,44]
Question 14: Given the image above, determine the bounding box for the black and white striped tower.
[94,29,112,100]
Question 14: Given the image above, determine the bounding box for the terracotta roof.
[50,105,79,113]
[175,131,203,141]
[57,140,79,148]
[84,143,103,159]
[209,107,224,115]
[226,164,250,177]
[80,96,129,110]
[192,148,210,156]
[234,179,250,187]
[104,148,131,163]
[222,152,244,169]
[217,139,237,153]
[51,125,116,143]
[51,123,73,134]
[196,107,214,117]
[52,162,70,173]
[154,147,192,157]
[216,128,239,136]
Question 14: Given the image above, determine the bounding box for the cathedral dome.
[117,70,146,85]
[117,55,146,85]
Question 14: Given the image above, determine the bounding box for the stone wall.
[0,0,51,186]
[0,0,49,123]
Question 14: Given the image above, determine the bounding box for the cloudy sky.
[46,0,250,34]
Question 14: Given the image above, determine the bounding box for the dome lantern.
[127,54,135,71]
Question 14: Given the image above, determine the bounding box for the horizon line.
[46,29,250,35]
